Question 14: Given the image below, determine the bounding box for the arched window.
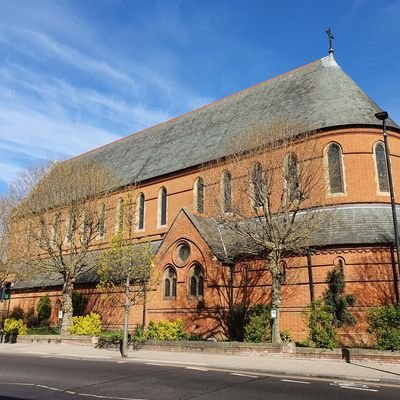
[278,260,287,282]
[52,212,61,245]
[326,143,345,194]
[251,162,263,208]
[81,209,90,244]
[137,193,145,230]
[284,153,299,201]
[116,197,124,232]
[189,263,204,297]
[334,257,345,271]
[375,143,389,192]
[66,213,75,244]
[194,177,205,213]
[158,187,167,226]
[164,266,176,298]
[221,171,232,213]
[237,264,249,285]
[98,203,106,238]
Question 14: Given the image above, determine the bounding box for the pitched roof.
[77,55,398,188]
[187,205,399,262]
[13,240,163,290]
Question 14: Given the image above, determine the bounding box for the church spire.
[325,28,334,55]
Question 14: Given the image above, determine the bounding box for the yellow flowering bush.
[145,319,188,341]
[4,318,28,335]
[69,312,102,336]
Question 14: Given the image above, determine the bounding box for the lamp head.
[375,111,389,121]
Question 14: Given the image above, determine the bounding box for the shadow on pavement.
[341,348,400,378]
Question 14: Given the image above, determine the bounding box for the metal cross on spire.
[326,28,334,55]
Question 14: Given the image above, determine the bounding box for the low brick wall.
[11,336,400,364]
[294,347,400,364]
[142,340,296,354]
[16,335,94,346]
[140,340,400,364]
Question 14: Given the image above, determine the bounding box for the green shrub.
[26,307,38,328]
[27,326,58,335]
[9,306,24,321]
[72,292,88,317]
[145,319,188,341]
[280,330,293,343]
[244,304,271,343]
[226,304,249,341]
[324,266,356,327]
[132,325,145,342]
[69,312,102,336]
[305,300,338,349]
[100,330,123,341]
[244,314,271,342]
[37,295,51,326]
[4,318,27,335]
[367,306,400,350]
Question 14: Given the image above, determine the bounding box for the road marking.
[37,384,63,391]
[231,373,258,378]
[58,353,113,359]
[23,351,48,355]
[329,382,378,392]
[77,393,146,399]
[0,382,35,386]
[281,379,311,385]
[132,358,206,366]
[117,361,127,364]
[185,367,209,371]
[340,386,378,392]
[0,382,147,400]
[146,363,168,366]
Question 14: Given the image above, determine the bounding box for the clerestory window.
[374,142,389,193]
[194,177,205,213]
[137,193,145,230]
[221,171,232,213]
[326,143,345,194]
[116,197,124,232]
[98,204,106,238]
[284,152,300,202]
[251,162,263,208]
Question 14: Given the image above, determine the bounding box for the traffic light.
[1,282,11,301]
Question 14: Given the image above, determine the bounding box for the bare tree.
[97,233,155,357]
[0,195,15,286]
[9,159,120,334]
[204,122,327,343]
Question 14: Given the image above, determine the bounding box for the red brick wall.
[6,126,400,345]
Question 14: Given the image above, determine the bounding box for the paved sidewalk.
[1,342,400,385]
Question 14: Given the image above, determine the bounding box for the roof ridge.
[69,58,323,163]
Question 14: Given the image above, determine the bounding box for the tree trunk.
[142,284,147,329]
[270,257,282,344]
[61,278,74,335]
[122,275,130,358]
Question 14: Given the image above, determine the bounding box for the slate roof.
[76,55,398,188]
[187,205,400,262]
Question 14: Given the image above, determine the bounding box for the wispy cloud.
[0,2,213,193]
[0,25,139,90]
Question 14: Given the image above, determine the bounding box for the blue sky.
[1,0,399,193]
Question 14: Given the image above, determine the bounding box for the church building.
[7,50,400,344]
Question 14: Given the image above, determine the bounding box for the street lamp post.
[375,111,400,304]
